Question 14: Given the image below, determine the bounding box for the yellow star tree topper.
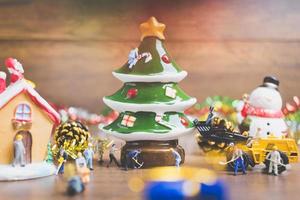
[139,17,166,41]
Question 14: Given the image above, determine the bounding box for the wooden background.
[0,0,299,112]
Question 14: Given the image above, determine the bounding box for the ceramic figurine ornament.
[0,58,60,181]
[101,17,196,168]
[236,76,288,138]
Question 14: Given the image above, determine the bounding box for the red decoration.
[161,54,170,64]
[5,57,24,83]
[241,103,283,118]
[180,116,189,127]
[286,103,296,112]
[127,88,138,98]
[0,73,6,93]
[5,58,15,69]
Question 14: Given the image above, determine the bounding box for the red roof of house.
[0,79,61,124]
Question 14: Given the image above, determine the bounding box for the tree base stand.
[120,140,185,168]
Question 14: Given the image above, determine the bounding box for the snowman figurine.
[236,76,287,138]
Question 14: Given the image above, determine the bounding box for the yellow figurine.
[95,138,113,164]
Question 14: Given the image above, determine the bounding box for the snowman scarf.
[241,103,284,118]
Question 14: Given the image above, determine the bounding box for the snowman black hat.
[260,76,279,90]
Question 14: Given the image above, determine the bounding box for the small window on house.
[15,104,31,121]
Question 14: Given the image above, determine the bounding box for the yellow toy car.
[226,136,299,174]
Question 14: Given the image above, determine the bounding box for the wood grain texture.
[0,154,299,200]
[0,0,299,112]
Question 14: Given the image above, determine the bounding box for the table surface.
[0,154,299,200]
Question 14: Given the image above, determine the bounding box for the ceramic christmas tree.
[236,76,288,138]
[102,17,196,167]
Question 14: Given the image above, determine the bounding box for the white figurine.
[75,152,87,169]
[266,146,282,176]
[236,76,287,138]
[83,143,94,170]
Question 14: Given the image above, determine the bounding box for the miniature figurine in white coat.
[75,152,87,169]
[266,146,282,176]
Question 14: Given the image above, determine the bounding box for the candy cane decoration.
[128,48,152,69]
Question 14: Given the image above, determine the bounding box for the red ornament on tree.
[161,54,170,64]
[126,88,138,99]
[180,116,189,127]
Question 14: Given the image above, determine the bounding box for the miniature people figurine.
[229,144,246,176]
[83,143,94,170]
[75,152,90,183]
[266,146,282,176]
[57,148,68,174]
[76,152,87,169]
[205,106,214,125]
[125,149,143,170]
[106,144,120,168]
[96,138,111,164]
[12,134,26,167]
[170,148,181,167]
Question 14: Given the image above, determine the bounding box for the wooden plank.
[0,154,299,200]
[0,40,299,111]
[0,0,300,41]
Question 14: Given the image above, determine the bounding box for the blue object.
[128,150,140,158]
[234,157,246,175]
[67,176,85,196]
[144,180,228,200]
[58,163,65,174]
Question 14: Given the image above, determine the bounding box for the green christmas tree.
[102,17,196,166]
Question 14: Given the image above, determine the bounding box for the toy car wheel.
[226,152,249,171]
[264,151,289,174]
[247,155,256,167]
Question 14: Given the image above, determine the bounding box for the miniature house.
[0,58,60,164]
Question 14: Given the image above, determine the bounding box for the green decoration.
[102,17,196,141]
[45,142,54,163]
[100,17,197,168]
